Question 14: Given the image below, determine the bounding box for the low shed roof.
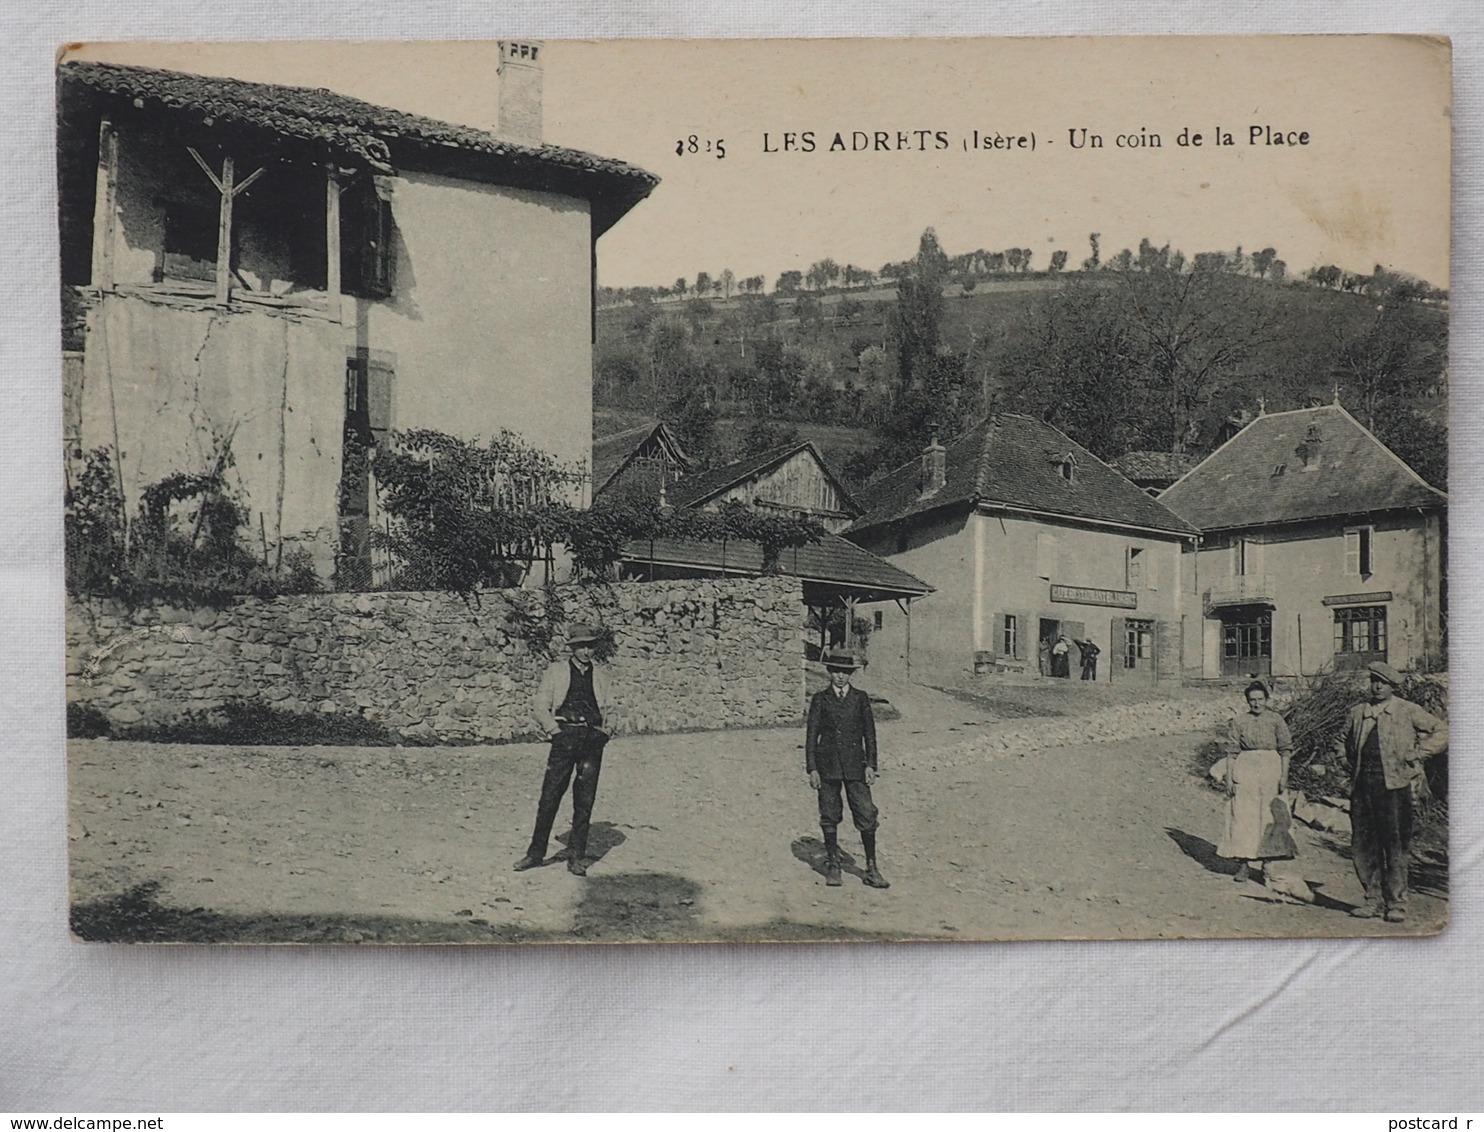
[621,531,933,605]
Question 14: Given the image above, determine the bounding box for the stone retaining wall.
[67,577,805,743]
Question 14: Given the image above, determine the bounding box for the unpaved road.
[68,686,1446,943]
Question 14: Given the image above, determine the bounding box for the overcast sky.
[69,37,1452,290]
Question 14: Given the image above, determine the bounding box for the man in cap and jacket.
[805,651,889,889]
[514,623,613,877]
[1331,661,1447,923]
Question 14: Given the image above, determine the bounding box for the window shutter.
[366,358,395,442]
[342,179,394,299]
[1110,617,1127,671]
[1147,547,1159,590]
[1014,610,1032,659]
[1036,532,1056,579]
[1156,620,1181,679]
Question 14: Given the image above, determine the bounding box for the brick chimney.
[920,433,947,497]
[498,41,544,144]
[1301,420,1324,470]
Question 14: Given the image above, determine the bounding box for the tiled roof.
[666,441,860,515]
[58,61,658,235]
[1110,450,1198,483]
[848,414,1198,537]
[1158,403,1446,531]
[622,531,933,601]
[591,421,694,495]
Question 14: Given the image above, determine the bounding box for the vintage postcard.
[59,36,1450,943]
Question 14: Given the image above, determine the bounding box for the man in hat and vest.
[805,650,889,889]
[514,623,613,877]
[1331,661,1447,922]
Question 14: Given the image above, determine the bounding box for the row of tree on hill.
[598,229,1447,311]
[595,229,1448,491]
[599,247,1051,308]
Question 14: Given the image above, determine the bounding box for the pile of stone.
[898,698,1236,773]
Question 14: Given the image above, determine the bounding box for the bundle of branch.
[1281,670,1366,793]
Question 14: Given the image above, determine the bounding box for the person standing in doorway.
[805,651,889,889]
[1076,637,1101,681]
[1332,662,1447,923]
[1051,633,1072,678]
[514,624,612,877]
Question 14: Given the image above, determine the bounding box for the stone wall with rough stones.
[66,577,805,743]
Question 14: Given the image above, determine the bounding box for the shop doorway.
[1039,617,1083,678]
[1220,606,1272,677]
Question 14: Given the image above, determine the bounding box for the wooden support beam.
[325,167,342,318]
[215,154,234,304]
[185,148,265,305]
[187,146,223,192]
[90,119,118,289]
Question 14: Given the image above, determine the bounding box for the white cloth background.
[3,0,1482,1111]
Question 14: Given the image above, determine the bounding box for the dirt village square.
[67,673,1447,944]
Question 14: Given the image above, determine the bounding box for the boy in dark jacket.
[805,651,888,889]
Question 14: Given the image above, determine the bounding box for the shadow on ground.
[496,821,630,870]
[71,875,897,945]
[790,835,870,885]
[1168,827,1369,915]
[1317,833,1449,901]
[1165,827,1238,876]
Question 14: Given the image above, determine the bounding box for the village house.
[591,419,696,502]
[845,415,1198,685]
[648,439,862,532]
[606,438,932,657]
[1158,402,1446,679]
[58,49,657,584]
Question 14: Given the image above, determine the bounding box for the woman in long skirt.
[1217,680,1296,883]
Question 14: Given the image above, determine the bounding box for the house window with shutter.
[1127,546,1145,589]
[1233,536,1262,578]
[1125,618,1155,668]
[1344,527,1374,577]
[341,177,395,298]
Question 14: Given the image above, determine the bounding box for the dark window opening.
[160,199,227,282]
[1345,527,1374,577]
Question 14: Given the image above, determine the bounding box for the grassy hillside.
[596,268,1448,489]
